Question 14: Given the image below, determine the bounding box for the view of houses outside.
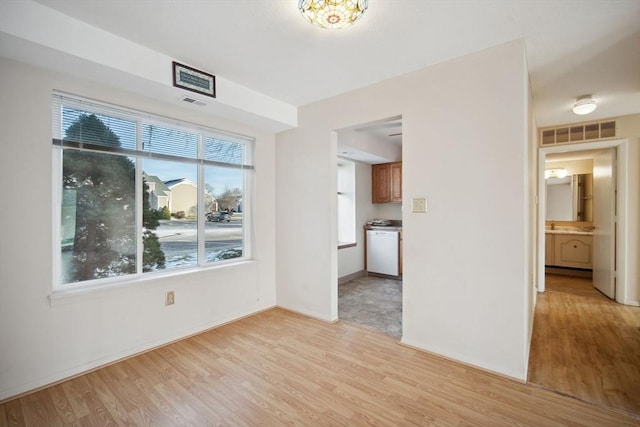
[142,159,244,270]
[59,108,245,284]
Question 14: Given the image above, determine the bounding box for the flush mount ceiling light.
[572,95,597,115]
[545,168,568,179]
[298,0,368,30]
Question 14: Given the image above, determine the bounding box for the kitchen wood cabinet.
[545,233,593,269]
[390,162,402,202]
[372,162,402,203]
[372,163,390,203]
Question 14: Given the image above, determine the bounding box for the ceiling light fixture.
[545,168,568,179]
[572,95,597,115]
[298,0,368,30]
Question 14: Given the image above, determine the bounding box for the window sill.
[49,259,255,307]
[338,242,357,250]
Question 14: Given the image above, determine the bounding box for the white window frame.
[337,158,356,246]
[51,93,254,292]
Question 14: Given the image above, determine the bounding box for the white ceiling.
[32,0,640,125]
[9,0,640,161]
[337,117,402,163]
[546,148,607,163]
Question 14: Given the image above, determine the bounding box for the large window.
[53,94,253,289]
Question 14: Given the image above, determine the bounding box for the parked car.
[206,211,231,222]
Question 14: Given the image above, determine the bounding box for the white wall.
[276,114,339,320]
[0,58,277,400]
[0,0,296,132]
[372,203,402,221]
[526,80,538,369]
[338,160,373,278]
[277,40,532,379]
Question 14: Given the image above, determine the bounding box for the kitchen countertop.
[365,226,402,231]
[365,220,402,231]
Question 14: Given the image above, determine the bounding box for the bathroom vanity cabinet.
[545,233,593,269]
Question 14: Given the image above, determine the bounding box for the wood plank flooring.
[2,308,639,426]
[528,274,640,417]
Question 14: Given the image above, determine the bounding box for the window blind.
[52,93,254,170]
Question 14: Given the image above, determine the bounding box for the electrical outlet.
[165,291,175,306]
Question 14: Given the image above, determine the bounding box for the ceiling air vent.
[180,96,208,107]
[540,120,616,146]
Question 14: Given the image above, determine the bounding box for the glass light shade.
[298,0,368,29]
[545,168,568,179]
[572,96,597,115]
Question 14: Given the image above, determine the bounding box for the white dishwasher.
[366,230,399,276]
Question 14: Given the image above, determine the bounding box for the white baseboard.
[338,270,366,285]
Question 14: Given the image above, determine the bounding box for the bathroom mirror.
[546,173,592,222]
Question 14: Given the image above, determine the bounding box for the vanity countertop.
[545,229,593,236]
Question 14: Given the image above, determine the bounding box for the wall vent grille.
[540,120,616,146]
[180,96,208,107]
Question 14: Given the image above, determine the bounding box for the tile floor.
[338,275,402,337]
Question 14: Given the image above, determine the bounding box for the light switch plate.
[412,197,427,213]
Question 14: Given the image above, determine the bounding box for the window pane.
[204,166,243,262]
[62,107,137,150]
[337,159,356,243]
[61,150,136,283]
[144,159,198,270]
[55,95,253,287]
[142,124,197,159]
[204,136,244,165]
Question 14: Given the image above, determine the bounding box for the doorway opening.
[530,138,639,413]
[543,147,616,298]
[335,116,403,338]
[537,138,629,304]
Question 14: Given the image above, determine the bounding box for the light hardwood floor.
[2,308,639,426]
[528,274,640,417]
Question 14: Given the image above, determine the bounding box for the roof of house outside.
[164,178,196,188]
[143,172,170,194]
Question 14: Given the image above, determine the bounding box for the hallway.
[528,274,640,417]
